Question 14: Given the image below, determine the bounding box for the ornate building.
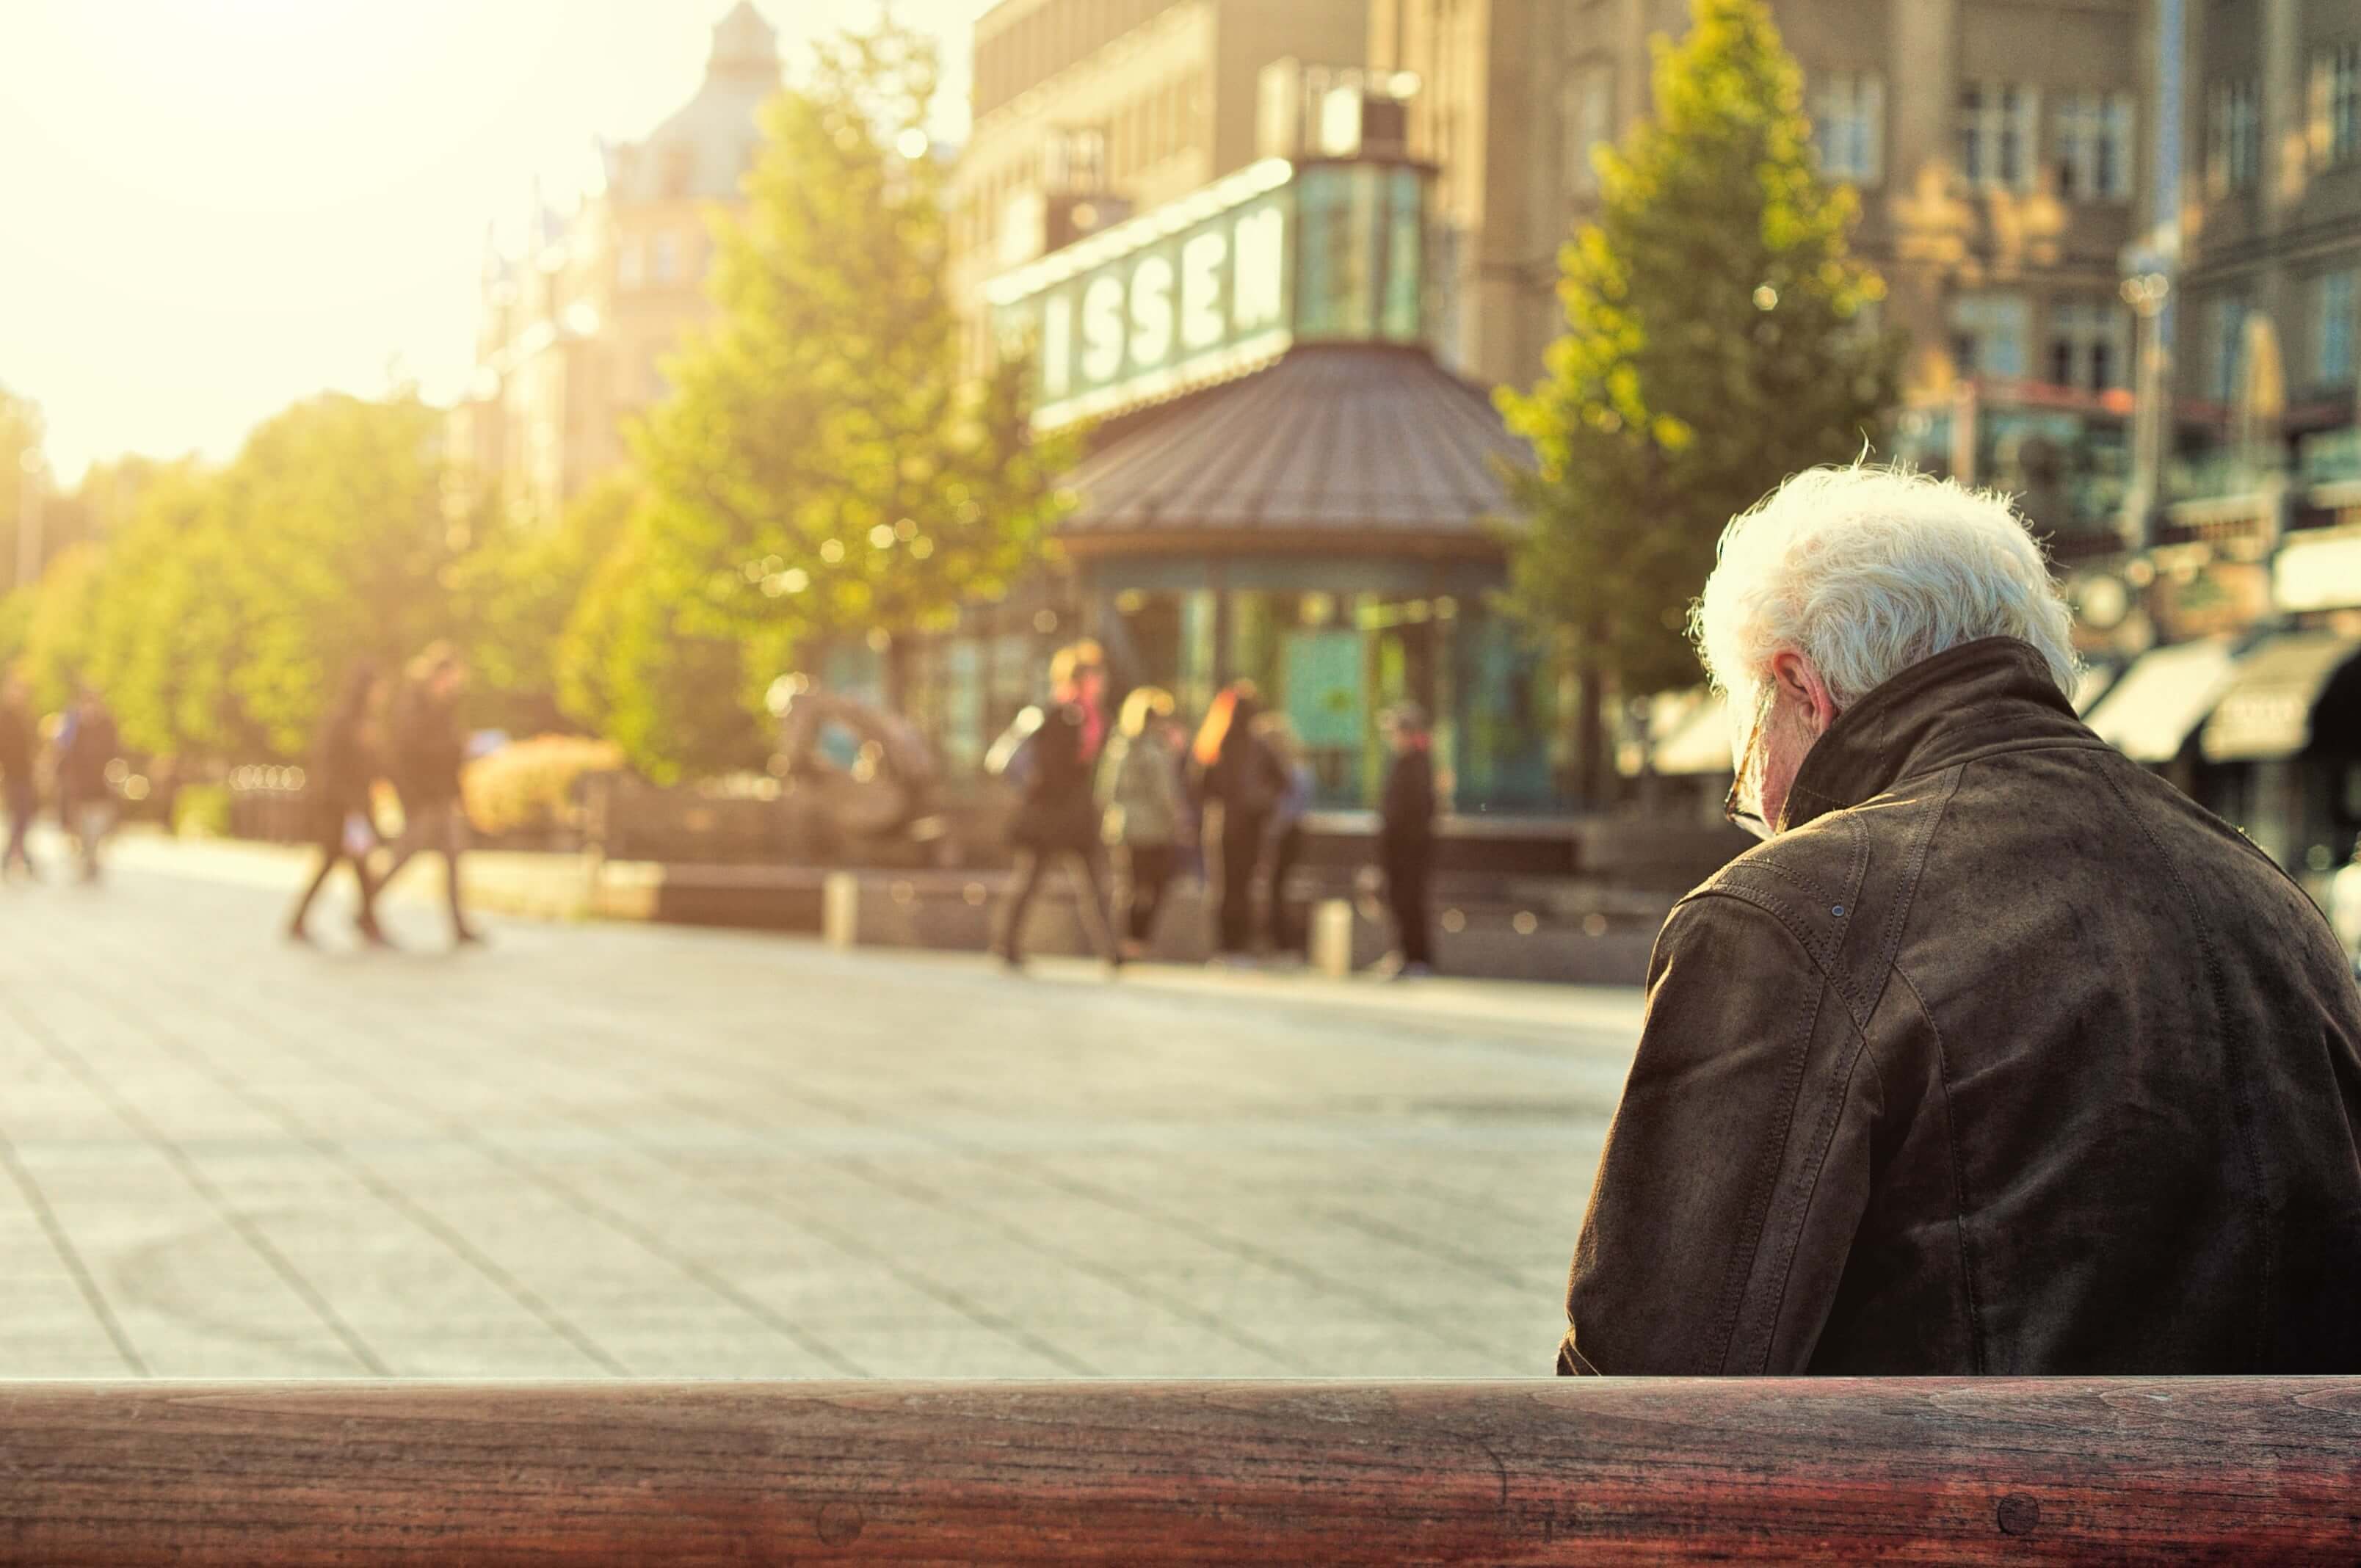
[451,3,782,525]
[1371,0,2150,540]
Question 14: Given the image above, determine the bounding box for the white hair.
[1692,464,2079,713]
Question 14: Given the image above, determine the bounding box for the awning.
[2199,631,2361,762]
[1059,345,1531,544]
[2083,636,2241,763]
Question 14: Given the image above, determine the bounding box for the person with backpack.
[989,642,1121,972]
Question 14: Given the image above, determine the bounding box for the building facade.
[2058,0,2361,903]
[1371,0,2150,537]
[451,3,781,524]
[949,0,1370,371]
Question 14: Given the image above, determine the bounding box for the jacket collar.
[1780,636,2089,832]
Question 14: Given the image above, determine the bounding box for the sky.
[0,0,978,483]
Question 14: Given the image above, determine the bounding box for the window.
[2046,297,2127,391]
[2315,43,2361,167]
[2208,291,2251,402]
[2053,90,2135,200]
[1959,81,2039,192]
[1564,64,1614,195]
[2208,79,2260,193]
[2319,270,2357,386]
[653,232,680,285]
[1949,291,2030,379]
[1811,70,1885,184]
[617,238,644,291]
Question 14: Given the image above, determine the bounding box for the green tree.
[451,470,637,736]
[219,393,463,753]
[82,462,272,758]
[18,542,104,710]
[1498,0,1901,802]
[554,509,777,783]
[632,15,1073,713]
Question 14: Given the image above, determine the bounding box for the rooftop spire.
[708,1,780,82]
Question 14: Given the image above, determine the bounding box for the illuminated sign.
[988,157,1429,429]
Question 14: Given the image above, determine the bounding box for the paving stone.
[0,841,1642,1379]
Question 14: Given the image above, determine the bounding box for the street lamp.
[2119,258,2174,553]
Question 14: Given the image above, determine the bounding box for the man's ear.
[1769,650,1840,736]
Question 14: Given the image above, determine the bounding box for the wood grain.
[0,1378,2355,1564]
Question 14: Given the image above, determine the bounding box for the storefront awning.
[2199,631,2361,762]
[2083,636,2241,763]
[1059,345,1530,546]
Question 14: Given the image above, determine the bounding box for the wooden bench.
[3,1378,2354,1563]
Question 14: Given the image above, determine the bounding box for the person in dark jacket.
[1193,682,1285,960]
[53,687,118,884]
[377,644,482,945]
[0,675,40,881]
[1376,703,1437,978]
[1562,465,2361,1377]
[1255,711,1315,959]
[990,643,1121,971]
[287,663,390,945]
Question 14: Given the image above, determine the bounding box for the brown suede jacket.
[1562,636,2361,1375]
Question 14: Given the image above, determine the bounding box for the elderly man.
[1562,465,2361,1376]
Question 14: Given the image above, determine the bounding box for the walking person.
[286,663,391,947]
[1376,703,1437,977]
[53,687,119,885]
[989,643,1122,972]
[1099,685,1189,961]
[0,675,41,881]
[1255,711,1315,959]
[1193,682,1285,961]
[377,644,484,946]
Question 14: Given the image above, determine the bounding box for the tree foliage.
[1498,0,1902,790]
[632,16,1072,673]
[554,497,779,783]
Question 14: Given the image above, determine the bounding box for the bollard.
[1310,898,1354,977]
[821,871,859,949]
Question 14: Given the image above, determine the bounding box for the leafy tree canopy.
[1498,0,1902,763]
[632,15,1073,665]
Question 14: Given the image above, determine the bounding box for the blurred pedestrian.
[1193,681,1285,960]
[1377,703,1437,978]
[378,643,483,946]
[286,662,391,947]
[1255,710,1314,959]
[990,642,1121,971]
[54,686,119,884]
[1065,637,1109,764]
[0,675,40,882]
[1099,685,1188,961]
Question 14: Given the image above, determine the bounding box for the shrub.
[461,735,625,838]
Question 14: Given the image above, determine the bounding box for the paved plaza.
[0,839,1644,1379]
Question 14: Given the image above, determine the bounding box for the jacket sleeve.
[1560,892,1875,1376]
